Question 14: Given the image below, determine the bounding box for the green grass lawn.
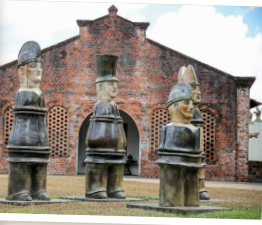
[0,175,261,219]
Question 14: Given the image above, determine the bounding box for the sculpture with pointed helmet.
[156,82,203,207]
[6,41,51,201]
[254,106,261,121]
[178,65,204,125]
[84,54,127,199]
[178,65,210,200]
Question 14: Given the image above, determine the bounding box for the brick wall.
[235,78,255,182]
[0,6,255,180]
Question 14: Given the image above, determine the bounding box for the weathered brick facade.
[0,6,255,181]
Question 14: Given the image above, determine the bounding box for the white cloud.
[0,0,147,65]
[128,14,146,22]
[147,5,262,102]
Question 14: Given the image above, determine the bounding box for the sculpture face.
[96,81,118,101]
[19,62,42,88]
[168,99,194,124]
[104,81,118,99]
[25,62,42,85]
[191,84,201,105]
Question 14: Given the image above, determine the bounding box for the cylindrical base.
[159,164,199,207]
[85,162,125,198]
[198,166,206,193]
[7,162,49,201]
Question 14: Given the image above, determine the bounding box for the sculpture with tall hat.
[84,54,127,199]
[6,41,51,201]
[156,82,203,207]
[178,65,210,200]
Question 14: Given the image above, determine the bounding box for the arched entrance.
[77,110,140,176]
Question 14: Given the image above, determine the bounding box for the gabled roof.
[77,5,149,30]
[0,35,79,70]
[147,38,256,85]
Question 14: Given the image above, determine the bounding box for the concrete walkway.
[124,177,262,190]
[1,174,261,190]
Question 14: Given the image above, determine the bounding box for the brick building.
[0,6,255,181]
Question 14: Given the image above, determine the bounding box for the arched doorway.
[77,110,140,176]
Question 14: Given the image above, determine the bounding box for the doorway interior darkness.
[77,110,140,176]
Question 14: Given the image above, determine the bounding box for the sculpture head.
[94,54,119,102]
[166,83,194,124]
[17,41,42,88]
[178,65,200,106]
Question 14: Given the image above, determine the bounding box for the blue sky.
[215,6,262,37]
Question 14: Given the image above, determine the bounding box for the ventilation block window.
[3,106,14,155]
[48,106,69,157]
[202,110,216,163]
[149,108,170,160]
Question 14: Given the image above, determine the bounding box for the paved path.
[1,174,261,190]
[124,177,262,190]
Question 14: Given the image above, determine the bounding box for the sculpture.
[6,41,51,201]
[249,132,259,138]
[178,65,210,200]
[156,82,203,207]
[254,107,261,121]
[84,55,127,199]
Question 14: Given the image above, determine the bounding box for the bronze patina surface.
[84,55,126,199]
[156,82,203,207]
[6,41,51,201]
[178,65,210,200]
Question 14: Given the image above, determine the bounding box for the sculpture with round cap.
[84,54,127,199]
[178,65,210,200]
[6,41,51,201]
[156,82,203,207]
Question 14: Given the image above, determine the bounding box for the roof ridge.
[0,35,80,70]
[77,15,149,29]
[147,38,239,79]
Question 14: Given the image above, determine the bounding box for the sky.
[0,0,262,109]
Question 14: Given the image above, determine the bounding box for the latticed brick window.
[202,110,216,163]
[3,106,14,155]
[149,108,170,160]
[48,106,69,157]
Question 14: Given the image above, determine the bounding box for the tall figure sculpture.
[85,55,127,199]
[156,83,203,207]
[6,41,51,201]
[178,65,210,200]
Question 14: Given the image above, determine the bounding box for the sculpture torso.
[92,100,122,120]
[6,90,50,162]
[86,100,126,154]
[156,123,202,168]
[158,123,201,154]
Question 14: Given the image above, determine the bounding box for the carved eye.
[184,100,189,105]
[29,62,37,68]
